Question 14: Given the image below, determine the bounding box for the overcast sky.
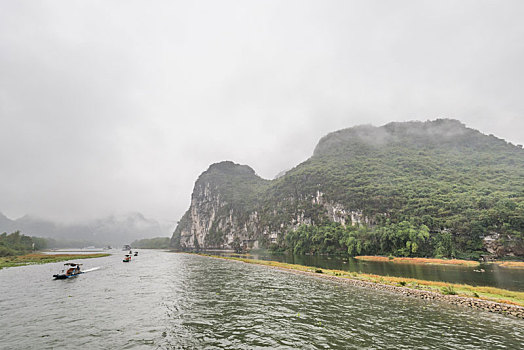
[1,0,523,224]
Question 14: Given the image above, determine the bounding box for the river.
[0,250,522,349]
[215,252,524,292]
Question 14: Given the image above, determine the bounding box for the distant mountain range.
[0,212,174,246]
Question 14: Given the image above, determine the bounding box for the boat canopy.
[64,263,83,267]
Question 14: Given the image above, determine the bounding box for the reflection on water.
[217,252,524,291]
[0,251,523,349]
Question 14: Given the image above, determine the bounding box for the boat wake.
[83,267,101,273]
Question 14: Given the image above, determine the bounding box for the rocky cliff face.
[173,162,268,250]
[176,178,264,249]
[483,233,524,257]
[172,162,370,250]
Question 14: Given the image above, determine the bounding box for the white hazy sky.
[1,0,523,223]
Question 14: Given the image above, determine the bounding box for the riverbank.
[198,254,524,319]
[493,261,524,268]
[0,253,110,270]
[355,255,524,269]
[355,255,480,267]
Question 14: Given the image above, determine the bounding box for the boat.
[53,263,83,279]
[134,251,138,256]
[123,254,131,262]
[122,244,131,251]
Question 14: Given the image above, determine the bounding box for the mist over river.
[0,250,522,349]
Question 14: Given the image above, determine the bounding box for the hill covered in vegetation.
[171,119,524,259]
[130,237,171,249]
[0,231,48,256]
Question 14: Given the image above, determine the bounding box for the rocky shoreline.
[306,269,524,320]
[205,255,524,320]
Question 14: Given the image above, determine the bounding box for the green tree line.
[0,231,48,257]
[131,237,171,249]
[280,221,466,259]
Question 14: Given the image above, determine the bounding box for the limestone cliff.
[172,162,268,250]
[172,161,373,250]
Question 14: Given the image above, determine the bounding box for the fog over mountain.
[1,1,524,228]
[0,212,174,246]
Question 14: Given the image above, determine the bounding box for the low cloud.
[0,0,523,224]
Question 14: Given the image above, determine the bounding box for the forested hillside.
[131,237,171,249]
[172,119,524,259]
[0,231,48,256]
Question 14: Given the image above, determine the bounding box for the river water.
[0,250,522,349]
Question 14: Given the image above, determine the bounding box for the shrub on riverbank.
[442,285,457,295]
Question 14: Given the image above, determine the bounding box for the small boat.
[123,254,131,262]
[134,251,138,256]
[53,263,83,279]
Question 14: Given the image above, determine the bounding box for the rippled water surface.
[0,251,522,349]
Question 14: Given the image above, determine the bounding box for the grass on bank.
[200,254,524,307]
[0,253,110,270]
[354,255,480,267]
[493,261,524,269]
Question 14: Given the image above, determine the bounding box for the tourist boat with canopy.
[53,263,83,279]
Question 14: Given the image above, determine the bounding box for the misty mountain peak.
[205,161,257,176]
[312,118,514,158]
[194,161,264,189]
